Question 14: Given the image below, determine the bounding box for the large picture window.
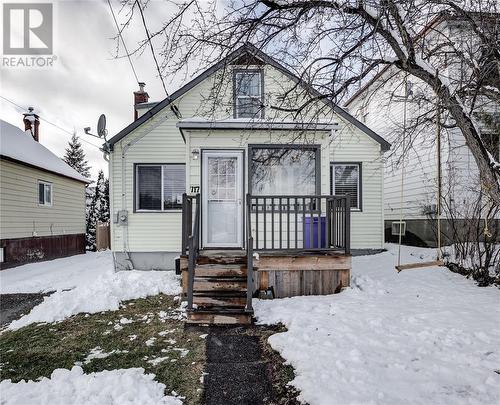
[136,164,185,211]
[234,70,263,118]
[331,163,361,210]
[250,146,319,196]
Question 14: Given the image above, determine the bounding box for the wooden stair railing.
[184,193,200,311]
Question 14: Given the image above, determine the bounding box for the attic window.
[234,70,263,118]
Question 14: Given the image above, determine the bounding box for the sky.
[1,0,187,180]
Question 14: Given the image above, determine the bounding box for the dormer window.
[234,70,263,118]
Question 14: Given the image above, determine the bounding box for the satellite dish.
[97,114,107,138]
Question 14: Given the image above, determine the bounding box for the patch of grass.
[0,294,205,404]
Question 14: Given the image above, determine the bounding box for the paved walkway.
[204,328,273,405]
[0,293,46,326]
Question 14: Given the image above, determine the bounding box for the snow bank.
[0,366,182,405]
[1,251,113,294]
[8,267,181,330]
[255,244,500,405]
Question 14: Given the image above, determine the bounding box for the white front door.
[202,150,244,248]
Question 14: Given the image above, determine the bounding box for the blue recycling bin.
[304,216,327,248]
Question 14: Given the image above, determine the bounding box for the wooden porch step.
[193,278,247,292]
[193,294,247,308]
[186,308,252,325]
[195,264,247,277]
[197,251,247,265]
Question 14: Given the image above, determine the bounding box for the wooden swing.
[395,76,444,273]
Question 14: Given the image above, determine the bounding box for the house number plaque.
[190,186,200,193]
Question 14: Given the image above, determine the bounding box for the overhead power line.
[107,0,140,84]
[135,0,169,97]
[0,95,101,149]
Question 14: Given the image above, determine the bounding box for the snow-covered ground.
[1,251,181,330]
[1,251,113,294]
[0,366,182,405]
[255,244,500,405]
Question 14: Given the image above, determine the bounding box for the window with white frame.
[38,181,53,206]
[331,163,361,210]
[234,70,263,118]
[136,164,185,211]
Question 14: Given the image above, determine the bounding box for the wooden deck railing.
[246,194,351,254]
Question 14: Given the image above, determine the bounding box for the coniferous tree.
[96,171,110,223]
[63,133,91,178]
[86,170,110,251]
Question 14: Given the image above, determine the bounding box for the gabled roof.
[0,120,90,183]
[107,43,390,151]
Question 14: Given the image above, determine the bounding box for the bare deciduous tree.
[119,0,500,203]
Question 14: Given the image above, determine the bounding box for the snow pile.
[1,250,181,330]
[0,366,182,405]
[8,270,181,330]
[0,251,113,294]
[255,244,500,405]
[0,120,89,183]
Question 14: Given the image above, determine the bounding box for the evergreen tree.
[86,184,98,251]
[63,133,91,178]
[86,170,110,251]
[96,170,110,223]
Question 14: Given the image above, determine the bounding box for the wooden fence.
[96,222,111,251]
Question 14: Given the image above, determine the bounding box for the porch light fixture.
[191,149,200,160]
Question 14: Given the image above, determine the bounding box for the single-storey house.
[0,113,89,269]
[106,44,390,324]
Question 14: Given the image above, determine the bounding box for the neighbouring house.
[106,43,390,324]
[346,13,500,247]
[0,113,90,269]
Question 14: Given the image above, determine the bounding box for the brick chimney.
[134,82,149,120]
[23,107,40,142]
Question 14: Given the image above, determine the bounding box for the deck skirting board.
[255,268,350,298]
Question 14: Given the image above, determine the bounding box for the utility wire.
[107,0,140,84]
[0,95,102,149]
[135,0,169,97]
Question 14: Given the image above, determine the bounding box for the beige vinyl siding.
[0,159,86,239]
[110,63,384,252]
[330,120,384,248]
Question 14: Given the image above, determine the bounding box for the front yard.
[0,294,205,404]
[1,245,499,404]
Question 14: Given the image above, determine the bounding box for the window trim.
[248,144,321,196]
[134,163,186,213]
[233,69,264,119]
[331,162,362,211]
[38,180,53,207]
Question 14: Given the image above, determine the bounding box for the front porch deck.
[181,250,351,300]
[181,194,352,325]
